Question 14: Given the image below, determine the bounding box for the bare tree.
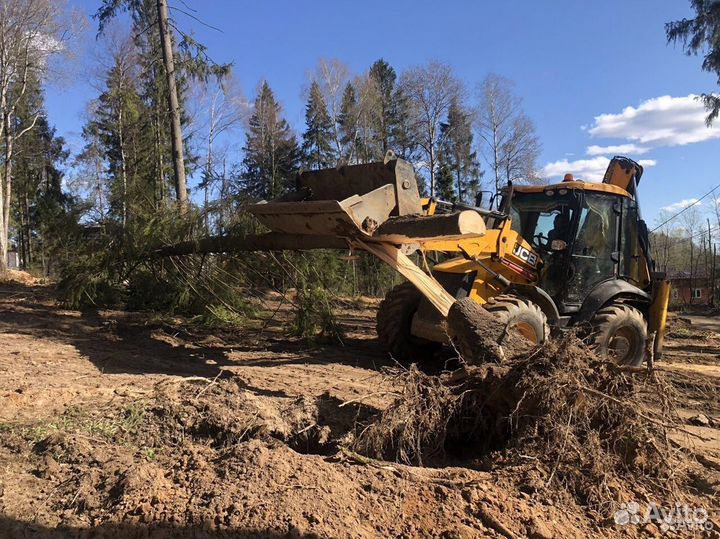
[500,113,541,184]
[475,74,541,192]
[339,72,385,164]
[309,58,349,158]
[70,102,108,223]
[400,61,462,196]
[651,210,675,273]
[679,205,703,306]
[0,0,71,273]
[188,75,247,232]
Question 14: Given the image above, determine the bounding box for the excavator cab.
[508,181,646,313]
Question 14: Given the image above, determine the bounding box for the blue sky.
[46,0,720,226]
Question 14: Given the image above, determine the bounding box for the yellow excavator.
[372,156,670,366]
[167,152,670,366]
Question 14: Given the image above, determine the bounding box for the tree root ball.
[446,298,527,363]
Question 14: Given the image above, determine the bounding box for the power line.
[651,182,720,232]
[655,224,720,247]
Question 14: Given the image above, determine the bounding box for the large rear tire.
[589,304,647,366]
[483,294,550,346]
[376,282,441,362]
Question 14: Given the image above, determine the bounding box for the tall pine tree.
[88,46,151,229]
[435,153,455,202]
[338,82,358,163]
[12,79,78,272]
[440,97,481,203]
[240,82,300,199]
[301,81,335,170]
[368,59,397,156]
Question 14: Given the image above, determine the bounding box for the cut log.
[375,210,486,238]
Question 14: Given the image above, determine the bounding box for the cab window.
[566,194,619,302]
[510,192,575,252]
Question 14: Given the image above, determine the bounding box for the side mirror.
[550,239,567,252]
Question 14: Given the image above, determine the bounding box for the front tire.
[589,304,647,366]
[376,282,440,362]
[483,294,550,346]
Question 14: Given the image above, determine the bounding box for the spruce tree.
[667,2,720,124]
[240,81,300,199]
[338,82,358,163]
[368,59,398,156]
[12,79,77,272]
[89,52,149,228]
[96,0,231,211]
[390,86,419,162]
[440,97,482,203]
[435,153,456,202]
[301,81,335,170]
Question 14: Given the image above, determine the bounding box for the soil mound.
[0,269,40,285]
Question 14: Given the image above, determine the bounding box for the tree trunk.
[157,0,188,213]
[689,238,695,306]
[18,206,25,268]
[713,243,717,308]
[204,106,215,234]
[429,140,435,197]
[376,211,486,238]
[492,127,500,193]
[1,113,13,271]
[117,104,128,230]
[23,190,31,266]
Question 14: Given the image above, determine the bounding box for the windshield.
[510,192,576,248]
[509,190,578,300]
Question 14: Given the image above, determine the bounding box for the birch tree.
[400,62,462,196]
[0,0,68,273]
[310,58,349,158]
[475,74,541,191]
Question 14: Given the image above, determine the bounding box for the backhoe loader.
[168,152,670,366]
[374,156,670,366]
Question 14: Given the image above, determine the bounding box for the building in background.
[668,270,711,308]
[6,250,18,270]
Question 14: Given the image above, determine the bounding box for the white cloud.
[541,157,656,183]
[660,198,701,212]
[588,95,720,148]
[586,143,650,156]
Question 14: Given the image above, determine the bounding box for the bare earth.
[0,281,719,538]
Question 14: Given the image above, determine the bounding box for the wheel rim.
[608,326,638,363]
[511,321,540,344]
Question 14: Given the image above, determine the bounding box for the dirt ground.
[1,281,719,538]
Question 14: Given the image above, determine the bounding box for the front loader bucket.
[250,184,397,237]
[248,154,423,238]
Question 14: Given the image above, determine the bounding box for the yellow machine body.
[246,153,668,362]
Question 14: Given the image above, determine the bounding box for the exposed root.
[353,336,692,512]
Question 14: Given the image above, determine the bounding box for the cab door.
[564,193,620,306]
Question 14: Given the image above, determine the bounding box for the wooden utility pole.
[156,0,188,213]
[705,217,715,307]
[713,243,717,308]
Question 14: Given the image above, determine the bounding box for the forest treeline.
[0,0,715,327]
[0,0,545,321]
